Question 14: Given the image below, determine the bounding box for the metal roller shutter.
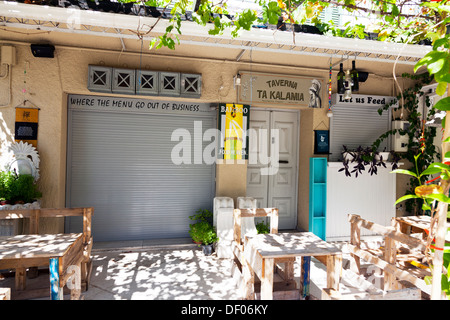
[329,99,392,162]
[66,97,216,241]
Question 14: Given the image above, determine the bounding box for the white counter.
[326,162,397,240]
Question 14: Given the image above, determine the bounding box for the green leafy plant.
[189,208,213,225]
[374,72,439,215]
[188,208,218,246]
[406,1,450,298]
[393,153,450,299]
[0,171,15,202]
[10,174,42,204]
[124,0,443,52]
[0,171,42,204]
[256,220,270,234]
[415,33,450,98]
[189,221,218,246]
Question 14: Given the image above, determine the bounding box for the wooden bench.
[0,207,93,299]
[344,214,431,299]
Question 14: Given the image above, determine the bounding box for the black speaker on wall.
[30,44,55,58]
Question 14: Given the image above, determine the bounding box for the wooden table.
[243,232,342,300]
[0,233,84,300]
[394,215,435,234]
[394,215,450,242]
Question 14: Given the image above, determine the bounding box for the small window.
[88,66,112,93]
[136,70,159,95]
[112,68,135,94]
[160,72,180,96]
[181,74,202,98]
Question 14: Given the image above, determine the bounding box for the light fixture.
[343,70,352,100]
[30,44,55,58]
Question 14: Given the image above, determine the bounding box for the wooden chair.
[214,197,235,259]
[236,197,258,238]
[232,207,296,299]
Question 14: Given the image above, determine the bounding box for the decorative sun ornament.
[4,141,40,181]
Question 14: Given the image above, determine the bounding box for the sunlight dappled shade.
[0,233,82,259]
[85,248,240,300]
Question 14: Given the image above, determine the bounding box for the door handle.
[279,160,289,164]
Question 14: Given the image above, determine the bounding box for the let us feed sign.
[331,93,398,107]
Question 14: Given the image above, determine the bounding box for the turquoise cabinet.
[309,157,327,240]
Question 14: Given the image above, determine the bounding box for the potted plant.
[188,209,218,256]
[10,173,42,204]
[192,221,219,255]
[339,145,399,177]
[0,171,11,205]
[189,208,213,226]
[0,171,42,205]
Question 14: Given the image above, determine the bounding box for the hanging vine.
[373,72,439,215]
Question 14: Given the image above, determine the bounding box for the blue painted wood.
[309,157,327,240]
[49,258,62,300]
[301,256,311,299]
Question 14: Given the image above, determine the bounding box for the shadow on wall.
[0,112,14,161]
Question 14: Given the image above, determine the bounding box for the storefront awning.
[0,1,431,65]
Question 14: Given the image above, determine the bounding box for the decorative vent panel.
[181,74,202,98]
[136,70,159,95]
[112,68,135,94]
[87,66,201,98]
[88,65,112,93]
[160,72,180,96]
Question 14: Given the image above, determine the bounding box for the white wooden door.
[246,110,270,209]
[246,109,299,229]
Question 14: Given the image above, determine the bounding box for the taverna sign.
[238,71,323,108]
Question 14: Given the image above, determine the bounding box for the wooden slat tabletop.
[0,233,83,259]
[395,215,434,230]
[245,232,342,258]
